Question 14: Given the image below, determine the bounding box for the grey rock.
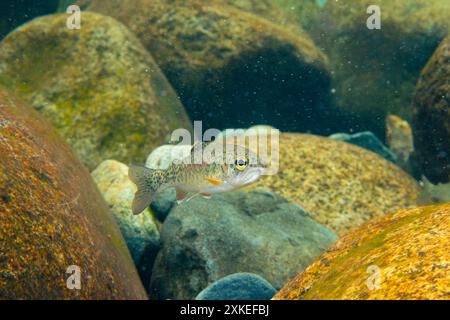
[195,273,276,300]
[150,190,338,299]
[329,131,397,163]
[151,187,177,222]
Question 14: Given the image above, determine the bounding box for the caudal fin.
[128,164,159,215]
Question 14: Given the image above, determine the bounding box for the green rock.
[91,160,161,289]
[79,0,332,133]
[0,12,192,170]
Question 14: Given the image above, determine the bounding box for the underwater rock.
[385,115,419,178]
[0,0,59,40]
[145,144,192,170]
[412,35,450,184]
[274,203,450,300]
[252,133,421,237]
[0,12,192,171]
[150,188,177,222]
[329,131,397,164]
[80,0,333,134]
[271,0,325,32]
[150,190,337,300]
[386,115,414,165]
[419,177,450,205]
[195,272,276,300]
[311,0,450,138]
[91,160,161,288]
[0,88,147,299]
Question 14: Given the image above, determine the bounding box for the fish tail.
[128,164,163,215]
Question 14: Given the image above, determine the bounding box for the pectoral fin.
[200,192,212,199]
[176,189,187,201]
[176,189,198,204]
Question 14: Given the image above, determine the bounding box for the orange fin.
[206,177,222,186]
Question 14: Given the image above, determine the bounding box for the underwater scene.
[0,0,449,302]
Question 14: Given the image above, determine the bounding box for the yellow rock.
[253,133,420,236]
[274,203,450,300]
[386,114,414,165]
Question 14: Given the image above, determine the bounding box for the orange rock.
[253,133,420,236]
[274,203,450,300]
[0,88,147,299]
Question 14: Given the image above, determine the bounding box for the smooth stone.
[329,131,397,163]
[150,190,337,299]
[196,273,276,300]
[91,160,161,288]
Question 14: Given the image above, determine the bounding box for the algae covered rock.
[81,0,333,134]
[274,203,450,300]
[91,160,161,288]
[312,0,450,138]
[150,190,337,300]
[196,273,276,300]
[0,88,147,299]
[412,35,450,184]
[253,133,421,236]
[0,12,191,170]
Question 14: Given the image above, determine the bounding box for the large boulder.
[311,0,450,138]
[0,12,192,170]
[0,87,147,299]
[274,203,450,300]
[91,160,161,288]
[79,0,340,134]
[253,133,421,236]
[150,190,337,300]
[412,35,450,184]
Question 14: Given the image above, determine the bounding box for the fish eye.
[234,157,248,171]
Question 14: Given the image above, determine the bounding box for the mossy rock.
[412,35,450,184]
[311,0,450,138]
[0,12,192,170]
[253,133,421,236]
[81,0,334,134]
[0,87,147,299]
[272,0,325,31]
[274,203,450,300]
[91,160,161,289]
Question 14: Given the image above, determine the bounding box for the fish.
[129,141,268,215]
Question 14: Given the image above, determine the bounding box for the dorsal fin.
[190,140,211,154]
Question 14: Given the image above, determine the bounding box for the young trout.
[129,142,268,215]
